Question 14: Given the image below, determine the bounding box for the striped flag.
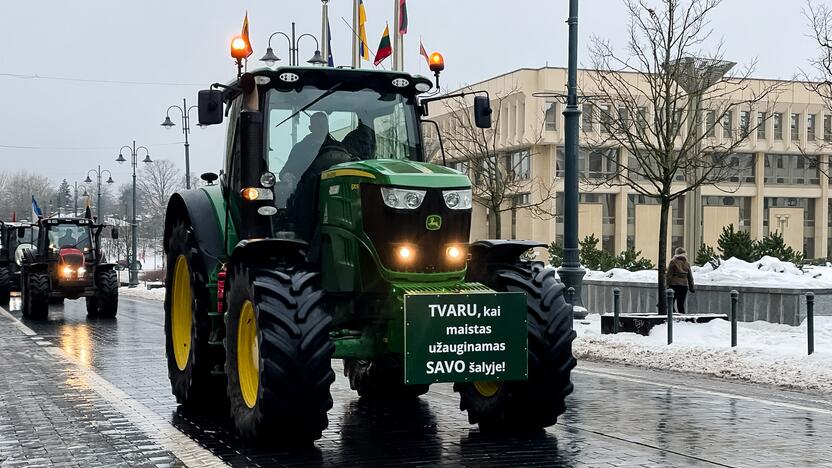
[374,24,392,66]
[358,0,369,60]
[419,40,429,65]
[327,17,334,66]
[241,12,253,58]
[399,0,408,35]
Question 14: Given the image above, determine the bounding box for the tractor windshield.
[48,224,92,251]
[266,86,421,187]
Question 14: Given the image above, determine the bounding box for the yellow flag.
[359,0,369,60]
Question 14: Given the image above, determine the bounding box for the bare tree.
[437,86,556,238]
[802,0,832,174]
[0,171,53,221]
[137,159,183,225]
[586,0,781,314]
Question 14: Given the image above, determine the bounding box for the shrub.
[615,247,654,271]
[717,224,754,261]
[548,235,653,271]
[752,231,803,264]
[547,242,564,267]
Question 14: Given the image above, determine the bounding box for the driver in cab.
[279,112,336,187]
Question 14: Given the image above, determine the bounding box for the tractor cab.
[0,221,37,304]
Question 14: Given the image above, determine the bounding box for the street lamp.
[85,166,114,222]
[117,140,152,288]
[71,181,89,217]
[161,99,203,189]
[260,23,325,67]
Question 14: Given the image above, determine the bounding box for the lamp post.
[84,166,114,222]
[72,181,89,217]
[559,0,587,318]
[161,99,203,189]
[117,141,152,288]
[260,23,326,67]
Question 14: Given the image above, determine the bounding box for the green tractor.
[163,59,575,443]
[0,221,36,305]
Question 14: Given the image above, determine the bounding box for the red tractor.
[19,217,119,319]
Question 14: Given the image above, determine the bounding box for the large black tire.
[164,222,224,407]
[26,272,50,320]
[455,263,576,430]
[87,269,118,318]
[344,355,430,400]
[0,266,11,305]
[225,266,335,443]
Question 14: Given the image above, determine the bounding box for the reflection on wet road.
[8,296,832,467]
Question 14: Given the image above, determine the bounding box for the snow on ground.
[574,313,832,393]
[119,286,165,302]
[584,256,832,289]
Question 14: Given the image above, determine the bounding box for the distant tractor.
[0,221,36,305]
[19,217,119,319]
[162,35,575,444]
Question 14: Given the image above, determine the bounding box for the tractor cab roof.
[38,217,95,228]
[219,66,433,103]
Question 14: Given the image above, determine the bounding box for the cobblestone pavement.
[3,295,832,467]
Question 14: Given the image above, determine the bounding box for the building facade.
[432,67,832,264]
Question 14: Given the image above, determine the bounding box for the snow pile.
[584,256,832,289]
[119,286,165,302]
[574,314,832,392]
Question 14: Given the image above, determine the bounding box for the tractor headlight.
[260,171,276,188]
[442,189,472,210]
[62,266,73,277]
[78,267,87,276]
[380,187,425,210]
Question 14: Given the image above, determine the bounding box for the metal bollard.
[613,288,621,334]
[567,287,575,317]
[666,288,674,345]
[807,292,815,356]
[730,290,738,348]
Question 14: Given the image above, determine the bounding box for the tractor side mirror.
[474,95,493,129]
[17,227,25,237]
[201,172,219,186]
[111,227,119,239]
[198,89,224,125]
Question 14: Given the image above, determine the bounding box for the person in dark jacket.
[666,247,695,314]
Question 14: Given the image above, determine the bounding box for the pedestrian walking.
[666,247,695,314]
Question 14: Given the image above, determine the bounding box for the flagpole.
[352,0,360,68]
[393,0,401,71]
[321,0,330,65]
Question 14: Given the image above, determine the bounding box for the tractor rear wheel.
[87,269,118,318]
[164,222,223,407]
[455,263,576,431]
[0,266,11,305]
[225,266,334,443]
[26,272,50,320]
[344,355,429,400]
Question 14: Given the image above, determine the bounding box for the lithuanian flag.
[374,24,392,66]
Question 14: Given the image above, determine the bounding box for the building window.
[513,193,531,206]
[723,111,733,139]
[705,110,716,137]
[764,154,820,185]
[618,106,630,129]
[825,115,832,142]
[582,104,593,128]
[599,104,612,134]
[791,113,801,141]
[774,113,783,140]
[544,101,558,131]
[718,153,756,183]
[556,147,619,179]
[451,160,470,176]
[757,112,767,139]
[808,114,817,141]
[505,149,531,181]
[740,111,750,136]
[671,109,683,136]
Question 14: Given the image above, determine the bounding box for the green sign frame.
[404,292,528,385]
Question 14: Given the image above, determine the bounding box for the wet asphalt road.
[5,295,832,467]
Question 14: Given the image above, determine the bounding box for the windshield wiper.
[275,82,343,128]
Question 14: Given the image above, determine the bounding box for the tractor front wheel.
[344,355,429,400]
[225,266,334,443]
[455,263,576,431]
[26,272,50,320]
[164,222,223,408]
[87,269,118,318]
[0,266,11,305]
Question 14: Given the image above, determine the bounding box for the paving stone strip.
[0,307,226,468]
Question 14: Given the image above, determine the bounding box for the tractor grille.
[61,253,84,266]
[361,185,471,273]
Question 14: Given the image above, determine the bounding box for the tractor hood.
[321,159,470,189]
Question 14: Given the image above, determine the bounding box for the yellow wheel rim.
[473,381,501,398]
[171,255,192,371]
[237,300,259,409]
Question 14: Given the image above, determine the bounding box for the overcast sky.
[0,0,821,184]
